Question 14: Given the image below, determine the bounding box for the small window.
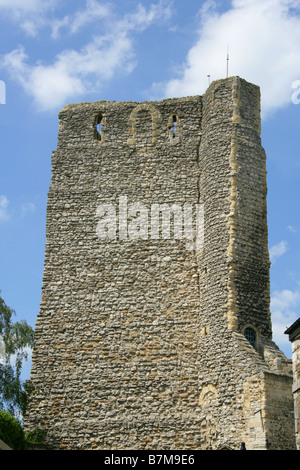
[170,115,179,138]
[244,327,256,348]
[167,114,181,143]
[94,114,105,141]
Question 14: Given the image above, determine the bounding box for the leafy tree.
[0,293,34,420]
[0,410,27,449]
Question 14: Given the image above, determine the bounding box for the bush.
[25,428,47,447]
[0,410,27,450]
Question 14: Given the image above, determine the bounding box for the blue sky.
[0,0,299,379]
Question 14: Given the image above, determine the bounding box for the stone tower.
[24,77,296,450]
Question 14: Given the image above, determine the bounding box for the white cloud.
[51,0,111,39]
[0,196,37,222]
[155,0,300,118]
[70,0,110,34]
[1,1,173,110]
[269,240,288,263]
[0,195,10,222]
[50,16,70,40]
[122,1,173,31]
[287,225,298,233]
[1,34,134,110]
[21,202,36,218]
[0,0,47,11]
[0,0,111,37]
[51,1,173,38]
[270,288,300,347]
[0,0,58,36]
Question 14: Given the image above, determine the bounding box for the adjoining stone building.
[285,317,300,450]
[24,77,296,450]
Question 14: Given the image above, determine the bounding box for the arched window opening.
[127,103,162,146]
[167,114,181,143]
[170,115,179,138]
[95,114,105,141]
[244,327,256,348]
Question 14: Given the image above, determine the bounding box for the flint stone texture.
[24,77,296,450]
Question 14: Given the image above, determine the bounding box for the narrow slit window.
[95,114,104,141]
[167,114,181,143]
[170,115,179,138]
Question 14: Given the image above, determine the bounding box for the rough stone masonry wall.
[24,77,295,450]
[293,335,300,449]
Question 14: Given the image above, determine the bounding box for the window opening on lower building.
[244,327,256,348]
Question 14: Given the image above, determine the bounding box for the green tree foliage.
[0,293,34,420]
[0,410,27,449]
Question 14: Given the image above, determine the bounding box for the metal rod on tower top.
[226,44,229,78]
